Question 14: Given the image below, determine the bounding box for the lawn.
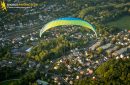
[107,15,130,30]
[0,79,20,85]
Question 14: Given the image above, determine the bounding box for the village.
[1,24,130,84]
[37,30,130,85]
[1,15,130,84]
[0,0,130,85]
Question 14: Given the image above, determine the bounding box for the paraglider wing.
[40,17,97,37]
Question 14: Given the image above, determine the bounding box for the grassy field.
[0,79,20,85]
[107,15,130,30]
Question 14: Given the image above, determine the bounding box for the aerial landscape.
[0,0,130,85]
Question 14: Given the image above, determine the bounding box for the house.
[36,80,48,85]
[112,47,128,56]
[97,43,112,50]
[26,47,32,52]
[89,41,102,50]
[106,46,119,54]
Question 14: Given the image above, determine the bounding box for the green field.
[107,15,130,29]
[0,79,20,85]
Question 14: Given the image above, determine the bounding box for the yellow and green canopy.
[40,17,97,37]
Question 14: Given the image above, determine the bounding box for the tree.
[74,58,130,84]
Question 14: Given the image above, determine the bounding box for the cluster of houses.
[11,32,38,55]
[0,3,68,57]
[2,19,39,34]
[43,30,130,85]
[45,47,104,84]
[0,58,40,73]
[89,30,130,58]
[0,30,39,56]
